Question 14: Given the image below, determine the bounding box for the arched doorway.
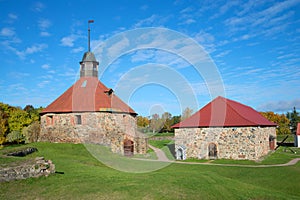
[175,145,186,160]
[208,143,217,159]
[124,139,134,156]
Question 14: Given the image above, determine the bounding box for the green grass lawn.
[277,134,295,143]
[1,142,300,200]
[148,139,175,160]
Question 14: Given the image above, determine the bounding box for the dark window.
[75,115,82,125]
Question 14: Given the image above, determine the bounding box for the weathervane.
[88,20,94,52]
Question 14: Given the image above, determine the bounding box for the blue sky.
[0,0,299,117]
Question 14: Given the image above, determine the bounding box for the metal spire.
[88,20,94,52]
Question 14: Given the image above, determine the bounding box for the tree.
[149,114,164,133]
[170,115,181,126]
[181,107,193,121]
[8,108,33,132]
[0,107,8,145]
[286,107,300,134]
[136,116,149,127]
[260,111,290,135]
[161,112,172,132]
[24,105,42,121]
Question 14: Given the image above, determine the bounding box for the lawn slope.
[1,143,300,200]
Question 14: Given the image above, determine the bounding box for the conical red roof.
[41,77,136,115]
[172,96,277,128]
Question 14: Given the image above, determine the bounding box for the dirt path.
[148,145,300,168]
[148,145,172,162]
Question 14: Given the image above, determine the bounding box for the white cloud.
[40,31,51,37]
[32,2,45,12]
[24,44,47,54]
[0,27,15,37]
[38,19,51,30]
[130,50,155,63]
[194,31,215,44]
[8,72,30,79]
[133,14,171,28]
[181,19,196,25]
[4,13,18,24]
[214,50,231,58]
[107,36,130,59]
[8,13,18,21]
[224,0,299,38]
[210,1,239,19]
[38,80,50,88]
[134,15,158,27]
[71,46,84,53]
[15,43,48,59]
[38,19,51,36]
[41,64,50,69]
[60,34,81,47]
[257,99,300,112]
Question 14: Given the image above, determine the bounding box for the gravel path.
[148,145,300,168]
[148,145,171,162]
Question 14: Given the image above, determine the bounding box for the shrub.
[22,121,40,143]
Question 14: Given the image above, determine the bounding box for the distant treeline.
[0,103,43,145]
[138,107,300,135]
[0,102,299,146]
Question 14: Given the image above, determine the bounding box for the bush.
[6,130,25,144]
[22,121,40,143]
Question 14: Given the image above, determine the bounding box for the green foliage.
[136,116,149,127]
[8,108,33,132]
[0,102,42,144]
[24,105,42,122]
[22,121,40,143]
[286,107,300,134]
[148,139,172,149]
[0,107,9,145]
[6,130,24,144]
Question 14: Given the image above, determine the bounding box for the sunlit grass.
[0,142,300,200]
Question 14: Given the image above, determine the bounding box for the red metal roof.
[172,96,277,128]
[41,77,136,115]
[297,123,300,135]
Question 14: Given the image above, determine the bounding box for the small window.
[46,115,53,125]
[93,64,97,71]
[75,115,82,125]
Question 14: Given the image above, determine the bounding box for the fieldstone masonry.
[39,112,147,155]
[0,157,55,182]
[175,126,276,160]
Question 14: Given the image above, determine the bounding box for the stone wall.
[0,157,55,182]
[40,112,147,155]
[175,126,276,160]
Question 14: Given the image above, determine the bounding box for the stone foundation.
[40,112,147,155]
[0,157,55,182]
[175,126,276,160]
